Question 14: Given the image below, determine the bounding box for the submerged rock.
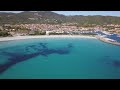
[0,43,73,74]
[112,60,120,67]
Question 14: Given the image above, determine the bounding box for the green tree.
[0,31,11,37]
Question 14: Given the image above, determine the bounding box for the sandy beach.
[0,35,96,42]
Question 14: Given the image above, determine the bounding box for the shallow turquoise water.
[0,38,120,79]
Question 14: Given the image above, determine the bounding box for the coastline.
[1,35,120,46]
[0,35,96,42]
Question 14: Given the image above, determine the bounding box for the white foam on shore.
[0,35,96,42]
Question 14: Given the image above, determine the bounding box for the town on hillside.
[0,23,120,37]
[0,11,120,37]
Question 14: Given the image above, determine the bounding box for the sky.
[52,11,120,17]
[0,11,120,17]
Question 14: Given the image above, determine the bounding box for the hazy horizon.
[0,11,120,17]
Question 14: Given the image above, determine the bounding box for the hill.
[0,11,120,25]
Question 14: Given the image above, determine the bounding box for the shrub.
[0,31,11,37]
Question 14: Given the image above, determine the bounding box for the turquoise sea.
[0,37,120,79]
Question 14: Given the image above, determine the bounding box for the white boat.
[102,31,112,35]
[117,35,120,37]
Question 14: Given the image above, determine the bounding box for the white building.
[46,31,53,35]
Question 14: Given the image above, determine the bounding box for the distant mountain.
[0,11,120,25]
[0,11,67,24]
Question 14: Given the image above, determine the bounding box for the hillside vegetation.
[0,11,120,25]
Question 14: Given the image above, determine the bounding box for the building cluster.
[13,23,96,31]
[0,23,120,36]
[102,24,120,34]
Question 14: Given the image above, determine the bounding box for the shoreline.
[0,35,96,42]
[0,35,120,46]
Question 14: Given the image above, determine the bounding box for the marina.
[95,31,120,46]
